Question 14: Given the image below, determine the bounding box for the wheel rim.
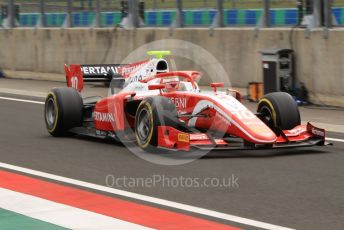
[136,107,152,145]
[259,105,274,128]
[46,97,56,128]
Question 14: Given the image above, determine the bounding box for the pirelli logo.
[178,133,190,143]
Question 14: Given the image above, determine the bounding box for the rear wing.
[64,64,124,92]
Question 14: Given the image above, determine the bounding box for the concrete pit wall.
[0,27,343,106]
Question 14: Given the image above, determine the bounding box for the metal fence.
[0,0,343,28]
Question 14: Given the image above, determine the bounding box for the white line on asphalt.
[326,137,344,143]
[0,87,47,98]
[0,96,44,104]
[0,188,153,230]
[0,162,294,230]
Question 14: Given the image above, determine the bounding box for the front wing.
[157,122,330,151]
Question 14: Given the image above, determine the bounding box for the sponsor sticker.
[82,66,119,76]
[94,112,115,122]
[190,133,209,140]
[178,133,190,143]
[120,63,146,75]
[170,97,187,109]
[127,75,144,84]
[311,127,325,137]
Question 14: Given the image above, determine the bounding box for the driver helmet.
[162,76,180,92]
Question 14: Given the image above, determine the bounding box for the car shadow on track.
[72,135,125,147]
[52,134,331,160]
[203,148,330,159]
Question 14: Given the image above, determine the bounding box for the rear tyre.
[44,87,83,136]
[135,96,181,151]
[257,92,300,132]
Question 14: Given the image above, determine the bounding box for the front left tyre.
[134,96,182,151]
[44,87,83,136]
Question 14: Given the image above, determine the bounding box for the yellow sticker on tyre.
[178,133,190,143]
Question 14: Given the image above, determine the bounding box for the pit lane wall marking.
[0,162,293,230]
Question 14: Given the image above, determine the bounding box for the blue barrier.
[12,8,344,27]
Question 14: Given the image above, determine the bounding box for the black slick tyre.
[135,96,181,151]
[257,92,300,132]
[44,87,83,136]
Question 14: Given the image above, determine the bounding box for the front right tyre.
[257,92,300,133]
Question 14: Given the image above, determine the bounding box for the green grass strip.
[0,208,67,230]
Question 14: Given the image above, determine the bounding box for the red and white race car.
[44,51,327,152]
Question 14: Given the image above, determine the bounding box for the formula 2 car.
[44,51,328,152]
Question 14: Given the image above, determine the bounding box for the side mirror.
[210,82,224,92]
[227,88,242,102]
[148,84,165,90]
